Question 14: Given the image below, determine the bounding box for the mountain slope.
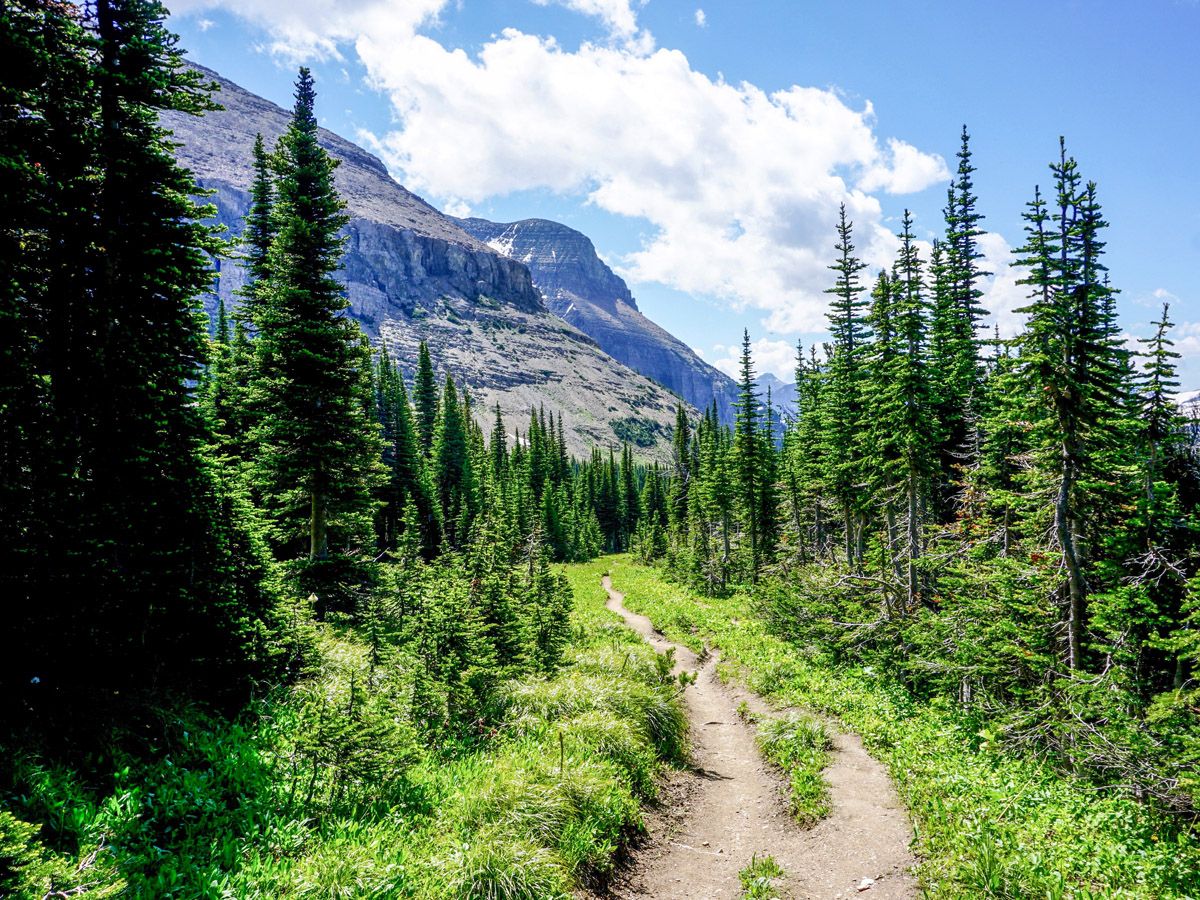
[757,372,798,422]
[164,64,684,458]
[457,217,741,423]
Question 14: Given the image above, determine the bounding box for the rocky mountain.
[164,64,684,458]
[756,372,798,422]
[457,217,741,423]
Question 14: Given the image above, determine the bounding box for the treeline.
[2,0,643,738]
[653,130,1200,811]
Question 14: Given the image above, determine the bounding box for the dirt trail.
[600,576,916,900]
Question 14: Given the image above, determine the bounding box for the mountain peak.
[166,63,689,459]
[458,216,741,422]
[458,217,638,315]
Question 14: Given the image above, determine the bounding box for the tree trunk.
[1056,444,1086,671]
[854,514,866,573]
[884,506,904,587]
[843,506,855,569]
[813,494,824,560]
[907,467,921,613]
[310,490,329,560]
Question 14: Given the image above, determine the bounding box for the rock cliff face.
[165,64,683,458]
[458,218,741,423]
[166,64,543,326]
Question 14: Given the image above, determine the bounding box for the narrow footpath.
[599,575,917,900]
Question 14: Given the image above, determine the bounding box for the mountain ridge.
[456,216,741,423]
[165,63,686,458]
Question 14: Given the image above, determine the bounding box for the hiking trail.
[597,575,917,900]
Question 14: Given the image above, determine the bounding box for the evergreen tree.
[891,211,936,610]
[413,341,439,458]
[668,403,693,538]
[822,205,871,568]
[1138,303,1185,496]
[1013,140,1131,670]
[621,442,639,543]
[247,67,382,599]
[733,331,762,580]
[238,132,276,329]
[7,0,282,706]
[433,376,476,548]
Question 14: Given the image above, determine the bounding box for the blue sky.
[170,0,1200,385]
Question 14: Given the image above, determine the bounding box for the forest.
[2,1,1199,898]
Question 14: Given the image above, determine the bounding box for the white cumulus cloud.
[169,0,449,59]
[711,337,800,382]
[173,0,951,336]
[694,8,706,27]
[356,32,948,332]
[531,0,648,46]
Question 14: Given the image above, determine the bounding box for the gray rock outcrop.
[457,217,741,423]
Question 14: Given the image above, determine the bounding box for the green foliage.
[1,0,284,716]
[739,853,785,899]
[608,555,1200,898]
[755,712,831,826]
[0,809,125,900]
[0,557,684,897]
[244,67,383,599]
[658,133,1200,842]
[610,415,661,448]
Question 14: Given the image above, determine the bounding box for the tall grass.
[0,560,685,899]
[754,712,831,826]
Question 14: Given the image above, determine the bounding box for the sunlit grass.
[1,557,685,899]
[604,555,1200,899]
[739,853,785,899]
[754,711,831,826]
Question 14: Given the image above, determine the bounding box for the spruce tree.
[413,341,439,458]
[5,0,282,705]
[433,376,476,548]
[238,132,276,329]
[1138,303,1184,496]
[822,205,871,568]
[668,403,692,538]
[247,67,381,597]
[621,442,639,544]
[1,0,95,700]
[1013,141,1130,670]
[733,330,762,580]
[890,211,936,611]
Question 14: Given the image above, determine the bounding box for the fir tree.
[433,376,476,548]
[413,341,439,458]
[7,0,282,705]
[1013,140,1130,670]
[247,67,382,598]
[238,132,276,330]
[669,403,693,538]
[733,331,762,580]
[822,205,871,568]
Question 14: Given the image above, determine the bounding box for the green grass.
[739,853,785,899]
[1,560,686,899]
[602,555,1200,899]
[754,712,831,826]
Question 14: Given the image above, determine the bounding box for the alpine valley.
[166,63,744,458]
